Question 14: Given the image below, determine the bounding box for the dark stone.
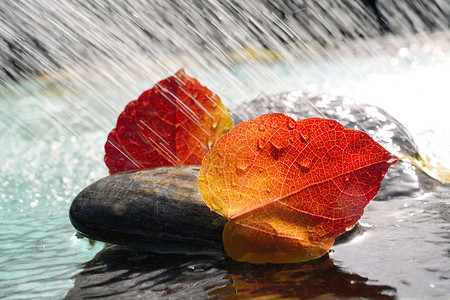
[70,165,227,254]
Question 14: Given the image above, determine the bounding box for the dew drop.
[266,188,271,194]
[287,120,295,129]
[386,154,399,164]
[297,158,312,173]
[344,174,350,182]
[258,124,265,131]
[212,121,218,129]
[117,159,126,167]
[270,140,287,150]
[206,137,215,150]
[299,166,310,173]
[236,161,251,172]
[328,120,336,128]
[359,132,366,139]
[299,129,310,143]
[271,122,278,129]
[257,138,265,150]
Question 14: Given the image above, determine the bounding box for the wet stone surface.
[70,166,226,254]
[69,92,450,299]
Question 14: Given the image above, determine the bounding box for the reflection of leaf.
[210,255,396,299]
[104,69,233,174]
[198,113,398,263]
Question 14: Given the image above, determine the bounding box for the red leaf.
[104,69,233,174]
[198,113,398,263]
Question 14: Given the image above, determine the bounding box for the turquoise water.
[1,35,449,298]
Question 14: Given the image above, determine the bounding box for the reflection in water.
[214,257,396,299]
[66,245,396,299]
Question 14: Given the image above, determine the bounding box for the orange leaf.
[104,69,233,174]
[198,113,398,263]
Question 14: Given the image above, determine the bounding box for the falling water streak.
[177,122,209,152]
[136,123,180,165]
[178,86,216,120]
[106,140,140,168]
[156,87,210,134]
[139,120,170,146]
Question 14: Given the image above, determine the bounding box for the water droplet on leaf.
[236,161,251,173]
[287,121,295,129]
[328,120,336,128]
[299,129,310,143]
[257,138,266,150]
[297,158,312,173]
[258,124,265,131]
[270,140,287,150]
[231,178,238,187]
[386,154,399,164]
[206,136,215,150]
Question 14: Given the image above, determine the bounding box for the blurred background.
[0,1,449,298]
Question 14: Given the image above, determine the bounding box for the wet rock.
[70,166,226,254]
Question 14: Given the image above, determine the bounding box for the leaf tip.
[175,68,187,79]
[386,153,399,165]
